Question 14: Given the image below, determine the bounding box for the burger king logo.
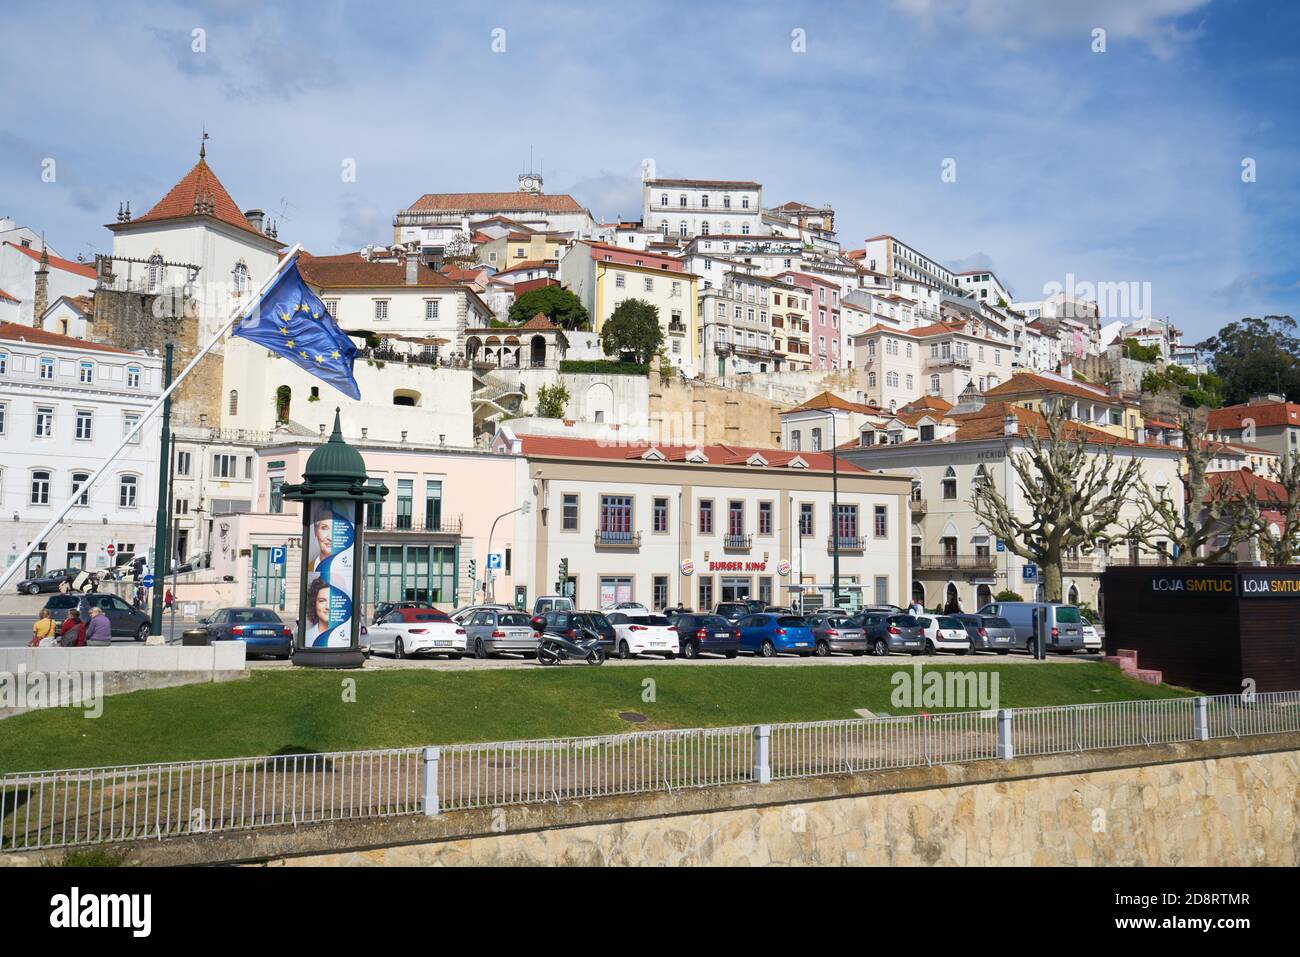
[680,559,695,576]
[777,559,792,576]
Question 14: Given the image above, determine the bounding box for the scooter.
[537,625,606,666]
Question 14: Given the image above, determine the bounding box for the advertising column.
[304,500,357,649]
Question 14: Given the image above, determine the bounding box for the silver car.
[955,614,1018,654]
[462,608,539,659]
[808,615,868,656]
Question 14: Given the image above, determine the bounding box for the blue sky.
[1,0,1296,341]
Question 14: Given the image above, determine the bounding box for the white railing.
[4,692,1298,853]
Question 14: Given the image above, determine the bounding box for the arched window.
[660,221,669,237]
[119,474,138,508]
[701,194,709,208]
[228,390,239,416]
[941,466,958,500]
[71,471,90,506]
[700,220,709,236]
[886,371,899,388]
[741,223,750,235]
[678,221,687,237]
[147,254,163,292]
[929,374,940,393]
[973,464,992,490]
[392,390,420,407]
[30,470,51,505]
[1067,584,1080,605]
[126,366,141,389]
[232,260,250,294]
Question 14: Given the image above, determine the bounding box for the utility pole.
[149,343,174,639]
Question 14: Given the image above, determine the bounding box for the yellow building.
[984,371,1147,442]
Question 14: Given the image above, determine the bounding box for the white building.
[642,179,764,243]
[0,322,163,579]
[0,239,96,328]
[860,235,961,296]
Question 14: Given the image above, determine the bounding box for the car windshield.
[46,596,78,609]
[499,612,532,627]
[889,615,920,627]
[986,617,1012,629]
[699,616,730,629]
[230,609,281,623]
[636,615,672,626]
[583,614,614,635]
[1055,607,1082,623]
[938,617,964,629]
[776,616,806,627]
[826,617,854,628]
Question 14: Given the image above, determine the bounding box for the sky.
[1,0,1296,342]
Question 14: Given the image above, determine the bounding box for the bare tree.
[971,403,1143,601]
[1125,410,1256,564]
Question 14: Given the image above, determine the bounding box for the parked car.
[1081,615,1102,653]
[915,615,972,655]
[199,606,294,659]
[763,605,795,616]
[461,607,539,658]
[534,610,617,655]
[738,613,816,657]
[808,615,868,656]
[661,605,693,622]
[671,613,741,659]
[368,606,466,659]
[976,601,1086,655]
[16,567,79,595]
[532,595,575,616]
[606,611,678,659]
[371,600,435,625]
[604,601,651,616]
[44,593,151,641]
[952,613,1017,654]
[859,612,925,656]
[713,602,751,624]
[449,603,512,625]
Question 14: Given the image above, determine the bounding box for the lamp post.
[485,501,531,602]
[147,343,174,640]
[830,411,842,606]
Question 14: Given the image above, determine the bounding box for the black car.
[536,610,616,654]
[672,613,741,658]
[199,607,294,659]
[17,567,79,595]
[713,602,751,623]
[42,593,151,641]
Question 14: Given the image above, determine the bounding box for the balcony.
[667,320,687,335]
[367,516,463,534]
[910,498,928,515]
[723,533,753,550]
[594,529,642,549]
[925,354,972,370]
[827,535,866,552]
[1062,557,1099,573]
[914,553,996,572]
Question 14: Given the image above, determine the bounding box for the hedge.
[558,360,648,376]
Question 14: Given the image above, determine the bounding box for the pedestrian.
[907,597,923,616]
[58,610,85,647]
[29,608,57,647]
[164,588,175,611]
[84,606,111,645]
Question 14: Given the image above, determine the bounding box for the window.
[599,495,633,541]
[174,498,189,515]
[39,357,55,380]
[0,401,5,434]
[213,454,237,478]
[126,366,141,388]
[874,505,888,538]
[425,300,439,321]
[71,472,90,506]
[790,430,801,451]
[396,479,413,529]
[929,374,940,393]
[364,479,384,529]
[75,410,93,440]
[31,470,51,505]
[799,503,814,537]
[812,428,822,452]
[562,493,579,531]
[232,261,249,294]
[653,497,669,533]
[326,300,340,319]
[0,352,7,374]
[698,499,714,534]
[886,371,899,388]
[34,406,54,438]
[176,451,191,476]
[942,466,958,500]
[615,273,625,289]
[727,500,745,537]
[759,501,773,535]
[123,413,141,443]
[919,424,935,442]
[697,576,714,612]
[119,475,138,508]
[653,575,670,610]
[79,361,94,384]
[269,477,284,514]
[834,504,859,544]
[644,277,653,292]
[874,576,889,606]
[374,300,389,321]
[229,390,238,416]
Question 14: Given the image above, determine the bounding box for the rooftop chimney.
[1060,360,1073,381]
[1003,413,1019,436]
[405,250,419,285]
[33,242,50,328]
[244,208,265,232]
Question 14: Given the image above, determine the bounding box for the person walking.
[164,588,175,611]
[29,608,57,647]
[58,609,85,647]
[907,597,923,617]
[84,606,111,645]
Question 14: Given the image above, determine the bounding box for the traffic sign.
[1022,564,1038,582]
[486,552,504,571]
[270,546,286,565]
[996,540,1006,553]
[106,544,116,556]
[142,574,155,588]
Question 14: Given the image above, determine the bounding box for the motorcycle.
[537,625,606,666]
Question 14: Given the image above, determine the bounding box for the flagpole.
[0,242,303,593]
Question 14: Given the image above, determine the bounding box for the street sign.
[142,574,155,588]
[996,540,1006,553]
[486,552,504,571]
[1022,564,1038,582]
[270,546,286,565]
[106,544,116,557]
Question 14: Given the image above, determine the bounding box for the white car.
[368,607,467,659]
[916,614,972,655]
[604,601,651,616]
[606,611,678,659]
[1081,616,1102,653]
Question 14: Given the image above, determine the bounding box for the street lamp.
[485,500,531,602]
[830,411,842,607]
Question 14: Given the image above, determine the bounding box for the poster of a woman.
[304,499,356,648]
[304,576,333,645]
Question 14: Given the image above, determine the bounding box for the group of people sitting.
[27,607,112,647]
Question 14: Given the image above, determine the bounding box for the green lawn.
[0,663,1196,773]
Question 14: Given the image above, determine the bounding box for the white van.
[976,601,1086,654]
[533,595,575,616]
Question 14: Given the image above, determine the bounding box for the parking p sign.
[486,552,504,571]
[1022,563,1038,582]
[270,546,286,565]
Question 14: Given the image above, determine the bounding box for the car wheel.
[135,623,149,642]
[925,640,936,655]
[618,640,632,660]
[1026,638,1038,657]
[475,639,487,659]
[815,641,831,657]
[662,652,675,660]
[873,638,889,657]
[760,639,776,658]
[395,638,405,660]
[958,647,970,656]
[27,584,40,595]
[682,641,698,660]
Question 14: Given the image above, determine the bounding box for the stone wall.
[650,375,788,447]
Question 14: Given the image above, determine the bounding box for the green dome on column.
[303,408,368,484]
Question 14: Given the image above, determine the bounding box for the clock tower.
[518,171,543,194]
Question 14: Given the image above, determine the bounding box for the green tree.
[536,382,570,419]
[1121,338,1161,362]
[993,590,1024,602]
[508,286,590,330]
[1198,315,1300,405]
[601,299,664,366]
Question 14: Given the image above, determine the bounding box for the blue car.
[738,613,816,658]
[199,606,294,660]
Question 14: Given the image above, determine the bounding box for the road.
[0,614,197,648]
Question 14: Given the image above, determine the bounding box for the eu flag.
[232,260,361,399]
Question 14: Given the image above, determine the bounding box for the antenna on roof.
[200,127,209,160]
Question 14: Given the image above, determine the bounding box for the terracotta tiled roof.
[406,192,586,214]
[940,402,1150,448]
[513,434,866,474]
[0,287,19,304]
[903,394,954,413]
[496,259,558,275]
[127,158,274,241]
[0,321,135,355]
[298,252,458,289]
[520,313,559,331]
[3,242,96,279]
[785,391,881,415]
[1207,401,1300,431]
[1207,467,1285,505]
[984,371,1113,403]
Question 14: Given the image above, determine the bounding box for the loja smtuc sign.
[1149,573,1300,598]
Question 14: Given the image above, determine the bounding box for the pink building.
[778,271,842,370]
